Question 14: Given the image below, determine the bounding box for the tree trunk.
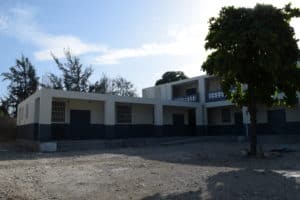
[248,90,257,155]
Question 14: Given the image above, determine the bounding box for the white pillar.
[195,106,203,126]
[104,100,115,125]
[39,91,52,125]
[242,106,250,137]
[242,106,250,124]
[198,77,206,103]
[154,104,163,125]
[38,90,53,141]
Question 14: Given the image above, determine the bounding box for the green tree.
[155,71,188,85]
[111,77,137,97]
[89,74,111,94]
[1,55,39,116]
[50,50,93,92]
[202,4,300,155]
[89,75,137,97]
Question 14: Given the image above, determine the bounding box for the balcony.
[206,90,226,102]
[173,94,199,102]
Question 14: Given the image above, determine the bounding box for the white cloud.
[0,7,107,61]
[94,24,208,65]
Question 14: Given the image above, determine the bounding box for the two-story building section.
[143,74,300,136]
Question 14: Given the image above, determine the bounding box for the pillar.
[38,90,52,141]
[104,100,115,125]
[154,104,163,126]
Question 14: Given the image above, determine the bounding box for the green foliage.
[203,3,300,107]
[41,73,63,90]
[202,3,300,154]
[50,50,93,92]
[1,55,39,116]
[89,74,137,97]
[155,71,188,85]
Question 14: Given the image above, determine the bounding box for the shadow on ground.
[141,190,202,200]
[140,169,300,200]
[205,169,300,200]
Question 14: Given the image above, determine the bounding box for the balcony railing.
[206,91,227,102]
[173,94,199,102]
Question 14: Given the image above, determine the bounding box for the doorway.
[70,110,91,139]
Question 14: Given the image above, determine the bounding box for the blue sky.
[0,0,300,96]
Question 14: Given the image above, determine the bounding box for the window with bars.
[51,101,65,122]
[116,105,132,124]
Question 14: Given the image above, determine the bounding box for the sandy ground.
[0,142,300,200]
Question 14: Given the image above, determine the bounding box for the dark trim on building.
[17,122,300,142]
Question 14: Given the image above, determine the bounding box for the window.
[25,104,29,119]
[221,109,231,123]
[51,101,65,122]
[116,105,132,123]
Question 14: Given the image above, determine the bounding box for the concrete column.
[198,77,206,103]
[202,105,208,125]
[154,104,163,125]
[104,100,115,125]
[242,106,250,124]
[39,91,52,124]
[38,90,52,141]
[242,106,250,138]
[195,106,203,126]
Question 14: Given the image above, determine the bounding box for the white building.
[17,75,300,149]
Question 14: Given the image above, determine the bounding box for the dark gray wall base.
[17,122,300,142]
[17,123,39,140]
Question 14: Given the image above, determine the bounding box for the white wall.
[163,106,189,125]
[17,92,40,126]
[131,104,154,124]
[59,99,104,124]
[284,104,300,122]
[207,106,241,125]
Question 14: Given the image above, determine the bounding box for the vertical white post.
[195,106,203,126]
[154,104,163,125]
[242,106,250,137]
[39,91,52,125]
[104,100,115,125]
[198,77,206,103]
[38,89,53,142]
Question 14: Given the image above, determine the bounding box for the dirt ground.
[0,142,299,200]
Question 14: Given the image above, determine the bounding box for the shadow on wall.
[206,169,300,200]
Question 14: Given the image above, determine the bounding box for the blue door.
[70,110,91,139]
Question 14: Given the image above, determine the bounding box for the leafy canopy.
[49,50,93,92]
[155,71,188,85]
[1,55,39,116]
[202,4,300,107]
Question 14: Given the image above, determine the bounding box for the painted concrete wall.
[163,106,189,125]
[207,106,241,125]
[131,104,154,124]
[206,77,221,91]
[173,81,199,97]
[286,104,300,122]
[53,98,105,124]
[17,91,40,126]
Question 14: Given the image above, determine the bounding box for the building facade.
[17,75,300,148]
[143,75,300,136]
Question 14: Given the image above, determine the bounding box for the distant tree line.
[0,50,137,117]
